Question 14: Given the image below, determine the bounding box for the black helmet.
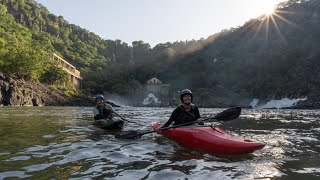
[180,89,193,103]
[95,94,104,102]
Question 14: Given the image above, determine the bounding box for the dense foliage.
[0,2,67,86]
[0,0,319,105]
[192,0,320,100]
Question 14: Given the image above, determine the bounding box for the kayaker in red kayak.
[158,89,204,131]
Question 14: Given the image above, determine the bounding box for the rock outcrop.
[0,72,93,106]
[290,92,320,109]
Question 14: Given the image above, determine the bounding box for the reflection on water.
[0,107,319,179]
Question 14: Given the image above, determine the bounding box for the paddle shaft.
[121,107,241,139]
[105,106,133,123]
[127,116,218,137]
[114,112,132,123]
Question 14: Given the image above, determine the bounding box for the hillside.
[1,0,320,107]
[0,0,211,96]
[157,0,320,106]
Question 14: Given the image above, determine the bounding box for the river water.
[0,106,319,180]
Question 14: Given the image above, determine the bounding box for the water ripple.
[0,107,319,179]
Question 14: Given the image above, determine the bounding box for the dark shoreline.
[2,72,320,109]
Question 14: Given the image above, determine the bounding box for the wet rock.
[0,72,5,80]
[290,92,320,109]
[0,72,93,106]
[32,96,44,106]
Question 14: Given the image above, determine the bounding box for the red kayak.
[152,122,265,155]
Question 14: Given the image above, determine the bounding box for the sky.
[35,0,284,47]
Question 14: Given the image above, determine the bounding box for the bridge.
[51,53,82,89]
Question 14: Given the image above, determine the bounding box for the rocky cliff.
[0,72,93,106]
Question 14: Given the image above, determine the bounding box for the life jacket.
[174,105,198,125]
[95,106,113,119]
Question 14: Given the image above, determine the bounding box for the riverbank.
[1,72,320,108]
[0,72,93,106]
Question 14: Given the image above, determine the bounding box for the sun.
[248,1,299,45]
[264,4,276,16]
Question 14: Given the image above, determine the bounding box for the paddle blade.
[118,130,156,139]
[117,130,142,139]
[212,107,241,121]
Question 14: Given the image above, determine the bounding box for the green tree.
[0,42,50,80]
[40,63,69,85]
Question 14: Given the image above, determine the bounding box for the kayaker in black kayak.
[161,89,204,128]
[92,94,124,130]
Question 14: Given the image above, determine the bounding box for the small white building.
[147,77,162,84]
[144,77,170,106]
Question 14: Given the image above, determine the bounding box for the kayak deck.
[152,122,265,155]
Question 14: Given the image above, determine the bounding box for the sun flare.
[248,1,299,46]
[264,4,276,16]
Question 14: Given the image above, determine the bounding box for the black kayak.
[93,118,124,130]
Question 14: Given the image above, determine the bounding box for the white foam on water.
[142,93,161,106]
[250,98,307,109]
[295,136,319,142]
[294,168,320,174]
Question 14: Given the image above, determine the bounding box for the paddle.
[112,111,133,123]
[119,107,241,139]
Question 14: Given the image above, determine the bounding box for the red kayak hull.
[152,122,265,155]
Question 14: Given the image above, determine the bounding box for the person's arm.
[102,103,115,117]
[105,104,123,120]
[194,107,204,125]
[161,108,179,128]
[194,107,201,119]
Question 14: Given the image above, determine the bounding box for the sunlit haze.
[36,0,284,47]
[263,3,277,15]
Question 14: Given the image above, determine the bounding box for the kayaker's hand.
[155,128,162,134]
[196,118,204,125]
